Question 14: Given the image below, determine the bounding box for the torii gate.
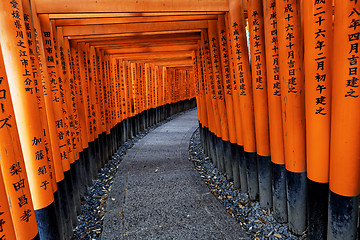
[0,1,358,240]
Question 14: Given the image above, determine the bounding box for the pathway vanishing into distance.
[102,109,249,240]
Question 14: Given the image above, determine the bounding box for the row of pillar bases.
[199,124,359,240]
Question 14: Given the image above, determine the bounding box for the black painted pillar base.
[204,127,211,158]
[53,189,65,240]
[105,132,111,161]
[286,170,307,235]
[82,147,92,187]
[152,108,156,125]
[271,162,287,223]
[140,111,145,131]
[238,145,248,193]
[120,122,124,146]
[199,123,204,147]
[56,177,72,240]
[110,127,116,156]
[215,137,225,173]
[245,151,259,201]
[223,141,233,181]
[307,179,328,240]
[65,168,77,227]
[97,134,103,168]
[131,116,135,138]
[87,141,96,181]
[209,132,217,167]
[145,109,149,128]
[328,191,358,240]
[156,107,160,124]
[70,161,81,217]
[136,114,140,135]
[257,155,272,209]
[133,115,137,136]
[161,105,165,121]
[78,150,87,196]
[101,132,107,165]
[94,136,101,173]
[231,143,240,189]
[35,202,62,240]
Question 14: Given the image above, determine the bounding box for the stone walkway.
[102,109,249,240]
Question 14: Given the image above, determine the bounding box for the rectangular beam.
[48,12,225,19]
[76,32,200,44]
[67,30,201,40]
[111,51,194,60]
[34,0,229,13]
[104,45,197,54]
[93,40,199,49]
[62,20,208,36]
[55,14,219,26]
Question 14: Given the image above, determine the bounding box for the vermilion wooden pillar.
[276,0,307,235]
[228,0,259,200]
[217,14,237,181]
[208,20,230,175]
[262,0,287,223]
[225,12,245,191]
[0,44,39,240]
[0,2,60,239]
[328,1,360,239]
[303,0,332,239]
[247,0,272,209]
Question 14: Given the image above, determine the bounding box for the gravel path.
[101,109,248,240]
[72,112,183,240]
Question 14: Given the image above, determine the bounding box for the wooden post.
[70,45,92,188]
[303,0,332,238]
[208,20,231,176]
[262,0,287,223]
[0,45,39,240]
[218,14,237,181]
[247,0,272,209]
[0,1,61,239]
[225,12,245,191]
[228,0,259,200]
[328,1,360,239]
[200,32,219,167]
[276,0,307,234]
[38,15,76,238]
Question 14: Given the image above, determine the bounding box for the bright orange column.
[228,0,259,200]
[303,0,333,238]
[328,1,360,239]
[0,1,59,238]
[276,0,306,234]
[247,0,272,209]
[196,44,208,132]
[0,45,38,240]
[262,0,287,222]
[217,14,237,180]
[208,20,230,142]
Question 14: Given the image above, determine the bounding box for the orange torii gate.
[0,0,359,240]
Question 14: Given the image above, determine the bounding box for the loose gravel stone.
[189,128,307,240]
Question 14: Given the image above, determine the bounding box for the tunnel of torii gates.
[0,0,358,239]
